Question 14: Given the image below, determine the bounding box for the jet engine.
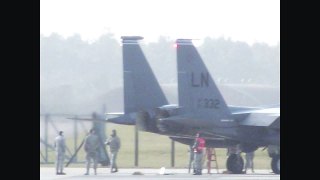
[154,105,186,134]
[135,111,159,133]
[135,104,185,135]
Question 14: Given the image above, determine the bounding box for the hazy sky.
[40,0,280,45]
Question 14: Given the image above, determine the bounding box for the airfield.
[40,37,280,179]
[40,167,280,180]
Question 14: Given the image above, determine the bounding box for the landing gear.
[226,154,244,174]
[271,155,280,174]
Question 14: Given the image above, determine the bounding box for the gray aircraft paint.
[171,39,279,146]
[107,36,169,125]
[80,36,279,174]
[122,36,169,114]
[111,37,279,148]
[176,40,235,127]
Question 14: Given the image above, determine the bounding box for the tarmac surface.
[40,167,280,180]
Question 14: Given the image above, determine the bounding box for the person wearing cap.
[105,129,121,173]
[54,131,66,175]
[84,129,100,175]
[192,132,206,175]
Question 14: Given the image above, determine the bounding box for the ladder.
[206,148,219,174]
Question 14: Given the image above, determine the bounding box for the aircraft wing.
[238,108,280,129]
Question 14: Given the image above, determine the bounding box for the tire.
[271,155,280,174]
[226,154,244,174]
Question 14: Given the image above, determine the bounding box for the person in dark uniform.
[84,129,100,175]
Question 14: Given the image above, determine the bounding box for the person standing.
[105,129,121,173]
[192,132,206,175]
[84,129,100,175]
[54,131,66,175]
[244,151,255,173]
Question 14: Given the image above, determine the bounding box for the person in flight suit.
[105,129,121,173]
[54,131,66,175]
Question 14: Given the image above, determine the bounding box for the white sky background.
[40,0,280,45]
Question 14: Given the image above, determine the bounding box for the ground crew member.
[105,129,121,173]
[192,132,206,175]
[84,129,100,175]
[244,151,255,173]
[54,131,66,175]
[267,145,280,158]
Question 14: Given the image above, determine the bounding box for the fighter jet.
[157,39,280,174]
[77,36,279,174]
[105,37,240,148]
[108,36,218,136]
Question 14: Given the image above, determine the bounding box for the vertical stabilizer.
[122,36,168,114]
[176,39,235,127]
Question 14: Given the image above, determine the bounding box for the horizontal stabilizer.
[66,117,106,123]
[105,112,124,115]
[106,115,136,125]
[239,112,280,128]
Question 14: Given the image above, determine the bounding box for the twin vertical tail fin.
[176,39,235,127]
[122,36,168,114]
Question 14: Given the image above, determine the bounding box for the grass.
[40,123,272,169]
